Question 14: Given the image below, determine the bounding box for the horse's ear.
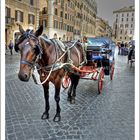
[35,25,43,37]
[17,23,25,34]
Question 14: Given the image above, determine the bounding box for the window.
[131,24,133,28]
[125,30,127,35]
[125,37,127,40]
[54,20,58,28]
[60,0,64,8]
[6,7,12,24]
[60,11,63,17]
[65,13,67,19]
[126,18,128,21]
[120,30,122,34]
[125,24,128,28]
[65,4,67,10]
[122,13,124,17]
[67,25,69,31]
[120,36,122,39]
[15,10,23,22]
[6,7,11,17]
[120,24,123,28]
[132,13,134,16]
[130,30,133,34]
[28,14,35,24]
[55,8,58,15]
[121,18,123,22]
[127,13,129,17]
[59,22,62,29]
[43,20,47,28]
[131,18,133,21]
[42,7,47,14]
[77,2,79,8]
[30,0,34,5]
[65,24,67,30]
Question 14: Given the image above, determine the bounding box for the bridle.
[16,30,43,69]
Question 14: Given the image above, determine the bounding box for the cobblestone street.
[5,49,134,140]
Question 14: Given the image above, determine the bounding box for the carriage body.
[62,37,115,94]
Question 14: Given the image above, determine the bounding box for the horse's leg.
[41,82,50,120]
[67,82,74,103]
[71,74,80,103]
[53,80,61,122]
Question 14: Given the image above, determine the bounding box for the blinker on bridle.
[18,30,43,68]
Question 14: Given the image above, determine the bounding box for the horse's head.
[15,24,43,81]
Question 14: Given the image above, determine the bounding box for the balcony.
[5,17,15,26]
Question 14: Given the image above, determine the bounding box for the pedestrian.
[8,40,14,55]
[117,42,121,55]
[120,41,124,55]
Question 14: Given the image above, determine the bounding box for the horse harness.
[16,31,85,84]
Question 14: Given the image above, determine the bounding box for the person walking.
[117,42,121,55]
[8,40,14,55]
[120,41,124,55]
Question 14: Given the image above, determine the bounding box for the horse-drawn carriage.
[62,37,115,94]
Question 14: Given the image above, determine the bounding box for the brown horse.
[14,25,85,121]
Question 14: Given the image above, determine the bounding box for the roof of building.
[113,6,134,13]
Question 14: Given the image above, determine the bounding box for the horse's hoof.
[53,114,61,122]
[72,99,75,104]
[67,97,71,101]
[41,112,49,120]
[70,99,75,104]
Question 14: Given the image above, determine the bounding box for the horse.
[14,24,85,121]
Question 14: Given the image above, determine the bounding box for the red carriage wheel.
[62,75,71,89]
[98,68,104,94]
[110,61,115,80]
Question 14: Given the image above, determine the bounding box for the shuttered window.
[15,10,23,22]
[28,14,35,24]
[30,0,34,5]
[6,7,11,17]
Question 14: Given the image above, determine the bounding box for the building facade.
[112,6,135,42]
[39,0,97,41]
[5,0,40,45]
[105,23,113,38]
[95,17,107,37]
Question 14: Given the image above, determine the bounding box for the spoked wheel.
[62,75,71,89]
[98,67,105,94]
[110,61,115,80]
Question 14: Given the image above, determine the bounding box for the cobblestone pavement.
[5,49,134,140]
